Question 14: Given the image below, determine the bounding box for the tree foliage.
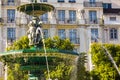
[77,52,90,80]
[7,36,74,51]
[90,43,120,80]
[5,36,75,80]
[7,63,28,80]
[45,36,74,50]
[6,36,29,51]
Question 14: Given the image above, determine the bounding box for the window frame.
[109,28,118,40]
[69,0,76,3]
[7,9,15,23]
[69,10,76,22]
[58,0,64,3]
[69,29,77,44]
[109,17,116,21]
[7,28,16,40]
[58,10,65,21]
[58,29,66,39]
[91,28,98,42]
[43,29,49,39]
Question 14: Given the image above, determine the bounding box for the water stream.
[91,34,120,76]
[40,28,51,80]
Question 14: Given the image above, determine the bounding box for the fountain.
[0,0,79,80]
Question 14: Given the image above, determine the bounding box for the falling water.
[39,28,51,80]
[70,57,79,80]
[91,34,120,76]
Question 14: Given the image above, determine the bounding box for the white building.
[0,0,120,78]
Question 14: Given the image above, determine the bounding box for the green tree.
[7,63,28,80]
[45,36,74,50]
[6,36,29,51]
[77,52,90,80]
[91,43,120,80]
[6,36,75,80]
[7,36,74,51]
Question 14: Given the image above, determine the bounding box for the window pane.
[43,29,48,39]
[58,10,65,21]
[69,10,76,21]
[69,0,75,2]
[8,0,14,2]
[110,28,118,39]
[40,0,47,2]
[7,28,16,39]
[40,13,48,21]
[103,3,112,9]
[69,29,77,43]
[89,11,97,23]
[58,29,66,39]
[7,9,15,22]
[110,17,116,21]
[58,0,64,2]
[91,28,98,41]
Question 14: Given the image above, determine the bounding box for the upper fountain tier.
[17,2,54,16]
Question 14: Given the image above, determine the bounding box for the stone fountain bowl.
[17,3,54,16]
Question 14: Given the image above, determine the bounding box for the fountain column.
[4,65,7,80]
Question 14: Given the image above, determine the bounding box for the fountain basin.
[17,3,54,16]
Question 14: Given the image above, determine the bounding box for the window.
[58,0,64,2]
[69,29,77,44]
[103,3,112,9]
[90,0,96,3]
[43,29,48,39]
[7,0,14,5]
[89,11,97,24]
[7,9,15,23]
[40,0,47,2]
[69,10,76,23]
[91,28,98,42]
[110,28,118,39]
[58,10,65,21]
[7,28,16,41]
[69,0,76,3]
[8,0,14,3]
[110,17,116,21]
[58,29,66,39]
[40,13,48,23]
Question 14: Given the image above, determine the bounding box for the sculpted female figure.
[27,17,42,46]
[27,21,36,45]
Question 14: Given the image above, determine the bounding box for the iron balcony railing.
[57,18,78,24]
[1,17,50,25]
[84,1,103,7]
[7,37,16,46]
[2,1,20,6]
[1,17,104,25]
[78,18,104,25]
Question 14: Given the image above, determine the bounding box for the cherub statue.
[27,17,43,46]
[27,21,36,45]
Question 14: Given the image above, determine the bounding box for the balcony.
[84,1,103,8]
[2,17,16,23]
[7,38,16,46]
[2,1,20,6]
[78,18,104,25]
[104,19,120,25]
[57,18,78,24]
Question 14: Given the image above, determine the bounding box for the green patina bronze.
[17,3,54,16]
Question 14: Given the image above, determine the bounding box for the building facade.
[0,0,120,78]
